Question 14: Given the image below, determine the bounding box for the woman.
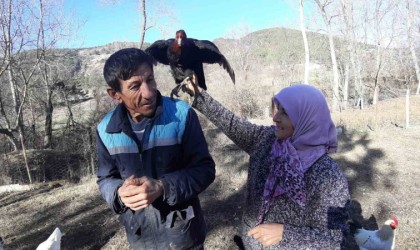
[184,81,350,249]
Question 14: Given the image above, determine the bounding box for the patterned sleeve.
[192,90,268,155]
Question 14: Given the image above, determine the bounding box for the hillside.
[61,27,410,112]
[73,27,334,78]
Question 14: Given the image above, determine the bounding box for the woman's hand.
[248,223,284,247]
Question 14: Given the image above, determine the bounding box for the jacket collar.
[105,91,163,133]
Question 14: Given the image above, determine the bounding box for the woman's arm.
[192,90,268,155]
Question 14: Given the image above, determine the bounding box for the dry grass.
[0,178,120,250]
[332,95,420,131]
[0,96,419,249]
[334,127,420,248]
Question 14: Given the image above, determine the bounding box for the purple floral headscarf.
[257,84,338,224]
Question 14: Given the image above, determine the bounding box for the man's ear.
[107,87,122,103]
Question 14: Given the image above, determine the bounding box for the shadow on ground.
[335,130,396,228]
[199,128,397,249]
[1,128,405,250]
[2,184,120,250]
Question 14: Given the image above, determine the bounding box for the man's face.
[108,63,158,122]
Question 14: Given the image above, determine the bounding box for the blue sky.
[64,0,306,48]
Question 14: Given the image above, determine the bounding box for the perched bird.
[354,216,398,250]
[145,29,235,97]
[36,227,62,250]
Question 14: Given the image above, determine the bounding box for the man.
[96,48,215,249]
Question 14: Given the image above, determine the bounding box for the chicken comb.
[391,215,398,226]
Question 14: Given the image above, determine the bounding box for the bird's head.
[176,29,187,47]
[385,216,399,230]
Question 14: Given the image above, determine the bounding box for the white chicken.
[355,216,398,250]
[36,227,62,250]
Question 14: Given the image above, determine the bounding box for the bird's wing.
[193,39,235,83]
[355,228,376,248]
[36,228,62,250]
[36,240,54,250]
[355,228,393,250]
[145,39,173,65]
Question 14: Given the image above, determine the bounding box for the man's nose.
[141,83,155,99]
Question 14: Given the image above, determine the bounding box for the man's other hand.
[118,176,164,211]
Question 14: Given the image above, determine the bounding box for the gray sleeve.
[192,90,268,155]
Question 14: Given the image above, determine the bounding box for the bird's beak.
[177,38,182,46]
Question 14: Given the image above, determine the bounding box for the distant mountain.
[72,27,332,79]
[62,27,409,105]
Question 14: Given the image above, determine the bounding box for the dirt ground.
[0,125,419,249]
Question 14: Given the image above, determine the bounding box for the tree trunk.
[139,0,146,49]
[38,0,53,149]
[6,49,32,183]
[0,129,19,151]
[28,91,37,147]
[327,29,340,111]
[43,97,53,148]
[86,128,96,175]
[406,0,420,95]
[406,88,410,128]
[343,62,349,109]
[300,0,310,84]
[59,89,76,130]
[340,0,358,110]
[372,44,382,105]
[18,125,32,184]
[314,0,340,111]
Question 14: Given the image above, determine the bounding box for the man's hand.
[118,175,164,211]
[247,223,284,247]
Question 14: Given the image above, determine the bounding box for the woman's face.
[272,100,294,140]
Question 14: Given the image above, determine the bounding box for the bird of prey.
[145,29,235,97]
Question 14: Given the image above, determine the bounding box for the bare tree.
[370,0,396,105]
[99,0,178,47]
[339,0,356,109]
[34,0,77,149]
[405,0,420,95]
[300,0,310,84]
[0,0,75,183]
[339,1,370,110]
[224,23,254,82]
[220,23,263,118]
[139,0,147,49]
[314,0,340,111]
[0,0,46,183]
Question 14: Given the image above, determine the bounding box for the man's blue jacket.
[96,92,215,249]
